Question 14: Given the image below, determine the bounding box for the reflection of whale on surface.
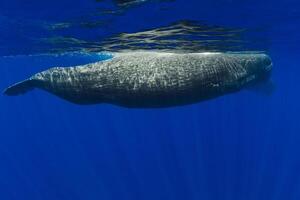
[4,51,272,108]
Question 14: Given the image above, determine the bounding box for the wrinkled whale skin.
[4,52,272,108]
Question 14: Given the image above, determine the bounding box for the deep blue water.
[1,0,300,200]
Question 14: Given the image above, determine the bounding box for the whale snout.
[259,54,273,80]
[261,54,272,72]
[237,54,273,88]
[246,54,273,82]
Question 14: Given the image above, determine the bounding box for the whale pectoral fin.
[3,79,36,96]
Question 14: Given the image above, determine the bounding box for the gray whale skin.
[4,51,272,108]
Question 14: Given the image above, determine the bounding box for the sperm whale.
[3,51,272,108]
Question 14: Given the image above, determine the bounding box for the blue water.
[1,0,300,200]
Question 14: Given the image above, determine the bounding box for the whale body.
[4,51,272,108]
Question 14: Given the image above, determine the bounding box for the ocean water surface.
[1,0,300,199]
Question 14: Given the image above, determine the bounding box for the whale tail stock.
[3,79,36,96]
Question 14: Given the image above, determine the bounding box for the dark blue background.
[0,0,300,200]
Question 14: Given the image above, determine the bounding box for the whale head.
[238,54,273,87]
